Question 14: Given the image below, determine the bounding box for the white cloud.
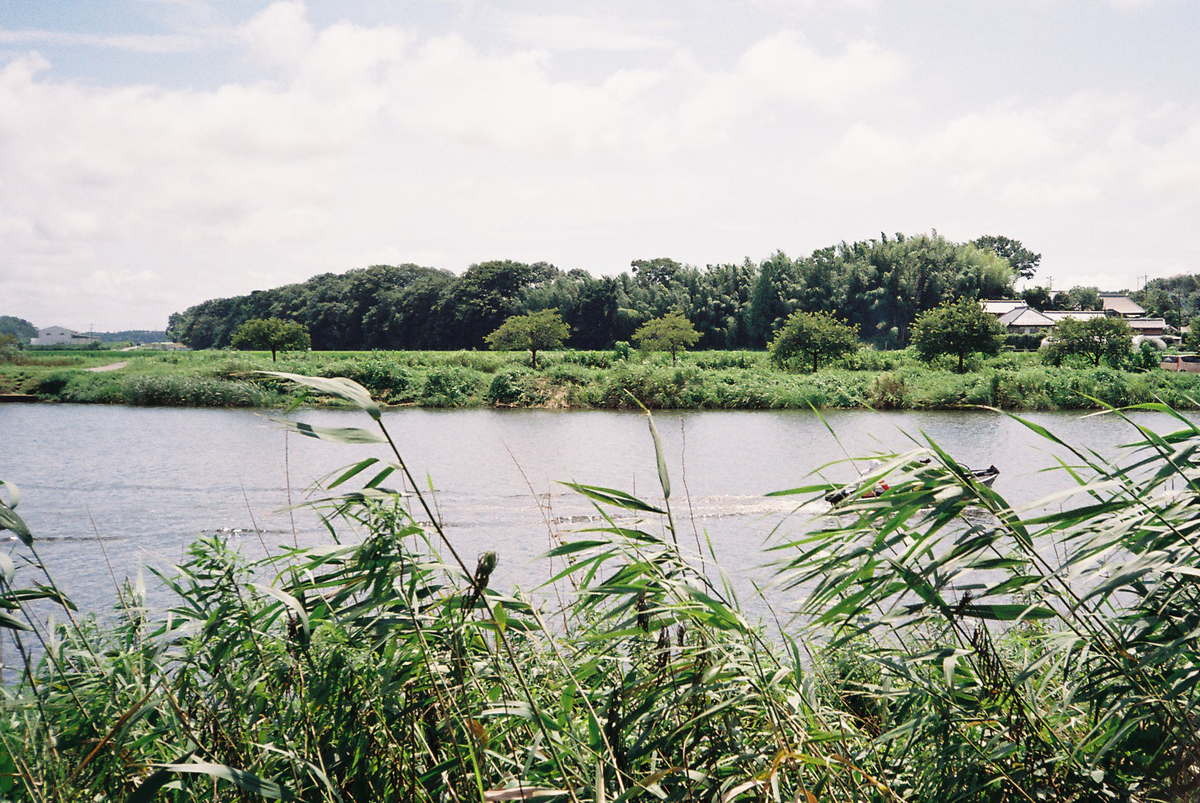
[0,2,1196,329]
[496,12,674,52]
[239,1,315,65]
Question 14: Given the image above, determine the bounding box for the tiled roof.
[998,307,1056,327]
[1043,310,1106,321]
[1101,295,1145,316]
[982,299,1024,315]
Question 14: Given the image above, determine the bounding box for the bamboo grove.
[166,232,1017,353]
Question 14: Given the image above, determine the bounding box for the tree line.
[167,232,1025,352]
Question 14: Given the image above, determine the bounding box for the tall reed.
[2,376,1198,801]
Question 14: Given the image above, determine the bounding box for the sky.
[1,0,1197,331]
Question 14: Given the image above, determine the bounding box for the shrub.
[421,366,484,407]
[1004,333,1044,351]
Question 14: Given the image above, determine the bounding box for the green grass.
[3,375,1200,801]
[4,347,1200,410]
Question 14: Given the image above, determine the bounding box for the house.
[1100,294,1145,318]
[30,326,101,346]
[982,299,1025,317]
[1127,318,1168,336]
[1043,310,1107,324]
[997,306,1056,335]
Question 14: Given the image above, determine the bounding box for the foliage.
[769,310,859,371]
[1133,274,1200,329]
[168,232,1016,354]
[971,234,1041,279]
[1045,315,1134,367]
[230,318,311,361]
[1004,332,1045,351]
[632,310,702,365]
[1184,316,1200,351]
[89,329,167,344]
[0,316,36,342]
[1062,285,1102,311]
[5,375,1200,801]
[911,298,1005,372]
[13,347,1200,412]
[772,405,1200,801]
[0,333,19,363]
[484,308,570,368]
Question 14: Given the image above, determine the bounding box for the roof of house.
[982,299,1025,315]
[998,307,1056,328]
[1043,310,1106,321]
[1127,318,1167,330]
[1100,295,1145,316]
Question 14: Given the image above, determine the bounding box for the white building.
[31,326,101,346]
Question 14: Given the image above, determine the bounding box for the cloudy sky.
[1,0,1197,331]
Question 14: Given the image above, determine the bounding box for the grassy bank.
[2,375,1198,801]
[3,347,1200,410]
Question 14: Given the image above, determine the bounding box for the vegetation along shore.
[4,345,1200,411]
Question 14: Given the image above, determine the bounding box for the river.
[0,403,1179,616]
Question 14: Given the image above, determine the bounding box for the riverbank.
[4,347,1200,410]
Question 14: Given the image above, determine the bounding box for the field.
[4,346,1200,410]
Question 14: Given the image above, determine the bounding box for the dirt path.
[86,361,129,372]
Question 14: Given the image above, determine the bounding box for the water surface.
[0,404,1181,613]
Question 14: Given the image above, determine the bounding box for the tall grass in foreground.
[2,376,1200,800]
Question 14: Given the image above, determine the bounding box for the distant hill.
[94,330,168,344]
[0,316,37,341]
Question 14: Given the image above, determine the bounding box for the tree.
[0,333,18,362]
[1046,316,1133,367]
[910,298,1004,372]
[1021,286,1056,311]
[1065,286,1102,311]
[972,235,1041,280]
[630,257,683,288]
[632,311,701,365]
[230,318,310,361]
[768,311,859,372]
[484,309,570,369]
[0,316,36,343]
[1184,316,1200,352]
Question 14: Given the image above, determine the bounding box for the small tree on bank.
[1045,316,1133,368]
[911,299,1004,372]
[230,318,310,362]
[769,311,858,372]
[485,308,570,369]
[632,311,702,365]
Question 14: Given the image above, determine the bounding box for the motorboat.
[824,463,1000,505]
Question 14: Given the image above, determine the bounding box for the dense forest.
[167,232,1022,351]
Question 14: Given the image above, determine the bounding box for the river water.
[0,403,1182,616]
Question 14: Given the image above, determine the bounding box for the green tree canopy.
[1046,316,1133,367]
[971,235,1041,280]
[230,318,310,361]
[1065,286,1102,311]
[910,298,1005,372]
[0,316,36,343]
[768,310,859,372]
[484,309,570,369]
[632,311,701,365]
[1184,316,1200,351]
